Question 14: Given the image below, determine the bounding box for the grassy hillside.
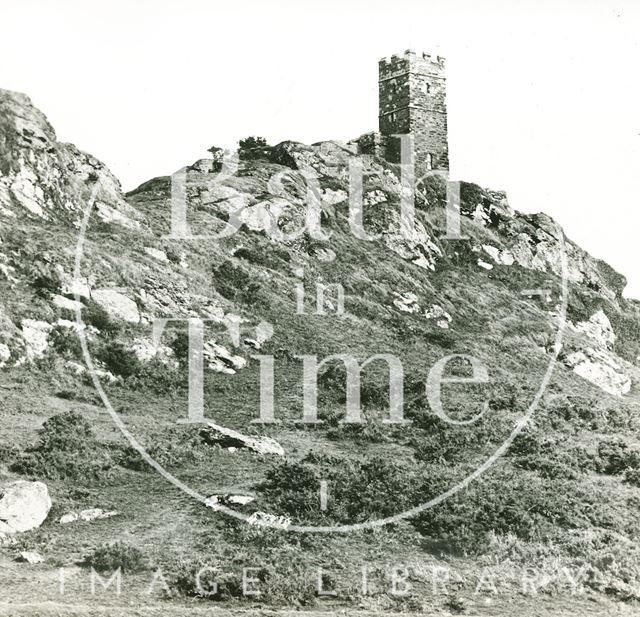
[2,92,640,614]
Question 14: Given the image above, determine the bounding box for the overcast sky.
[2,0,639,296]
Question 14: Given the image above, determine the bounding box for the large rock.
[572,309,616,350]
[565,349,631,397]
[91,289,140,324]
[0,481,51,536]
[564,311,631,397]
[201,422,284,456]
[21,319,52,361]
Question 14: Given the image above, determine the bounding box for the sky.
[2,0,640,296]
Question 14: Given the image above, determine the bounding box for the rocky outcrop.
[0,89,138,227]
[0,481,51,537]
[565,311,632,397]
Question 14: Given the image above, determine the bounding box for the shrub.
[233,243,290,270]
[258,453,416,524]
[117,426,208,471]
[95,341,142,379]
[624,469,640,488]
[49,325,83,360]
[213,260,261,305]
[411,465,608,554]
[84,542,147,573]
[82,300,120,335]
[172,560,244,600]
[596,439,640,475]
[170,330,190,361]
[11,411,114,481]
[29,264,60,299]
[238,136,268,151]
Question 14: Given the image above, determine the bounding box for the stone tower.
[378,50,449,175]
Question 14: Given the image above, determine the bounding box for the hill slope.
[1,88,640,614]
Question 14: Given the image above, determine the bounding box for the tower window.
[426,153,434,170]
[390,82,397,94]
[423,81,431,94]
[389,112,397,122]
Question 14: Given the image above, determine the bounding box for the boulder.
[21,319,52,361]
[572,310,616,350]
[91,289,140,324]
[201,422,284,456]
[203,341,246,374]
[565,349,631,397]
[17,551,44,564]
[0,343,10,367]
[0,481,51,535]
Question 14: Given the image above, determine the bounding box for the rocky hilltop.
[1,88,640,612]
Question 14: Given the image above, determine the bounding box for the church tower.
[378,50,449,175]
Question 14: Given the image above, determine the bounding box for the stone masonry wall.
[378,50,449,177]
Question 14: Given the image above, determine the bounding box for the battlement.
[379,49,445,69]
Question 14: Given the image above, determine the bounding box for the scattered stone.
[91,289,140,324]
[314,247,336,263]
[59,512,79,524]
[144,247,169,262]
[78,508,119,522]
[246,511,291,530]
[0,481,51,535]
[131,338,176,366]
[321,188,347,205]
[424,305,453,329]
[206,494,256,509]
[201,422,285,456]
[392,291,420,313]
[57,269,91,300]
[477,260,494,270]
[203,341,246,374]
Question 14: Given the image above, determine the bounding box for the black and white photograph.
[1,1,639,615]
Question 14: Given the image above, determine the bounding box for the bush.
[258,453,416,524]
[95,341,142,379]
[213,260,262,305]
[238,136,268,151]
[596,439,640,475]
[82,300,120,335]
[117,426,209,471]
[29,264,60,299]
[624,469,640,488]
[412,467,602,554]
[49,325,83,360]
[84,542,147,573]
[11,411,114,481]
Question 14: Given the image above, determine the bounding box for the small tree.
[238,136,268,151]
